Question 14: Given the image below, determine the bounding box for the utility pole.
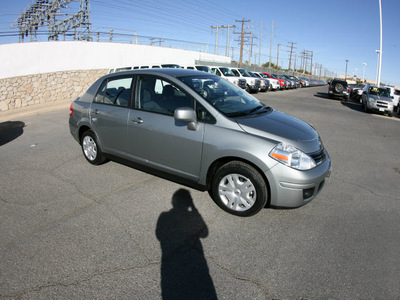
[269,20,274,69]
[276,43,282,71]
[259,21,263,66]
[287,42,297,71]
[149,38,164,46]
[248,21,257,65]
[234,19,251,68]
[220,25,236,57]
[211,25,220,55]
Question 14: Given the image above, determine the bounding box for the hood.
[369,94,393,102]
[236,109,320,152]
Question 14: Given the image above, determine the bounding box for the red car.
[262,72,287,89]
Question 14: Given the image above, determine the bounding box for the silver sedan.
[69,69,331,216]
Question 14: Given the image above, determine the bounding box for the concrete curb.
[0,100,71,122]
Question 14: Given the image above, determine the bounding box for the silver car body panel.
[69,69,331,208]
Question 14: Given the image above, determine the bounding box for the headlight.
[269,143,316,170]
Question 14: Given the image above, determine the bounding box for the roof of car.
[105,68,208,79]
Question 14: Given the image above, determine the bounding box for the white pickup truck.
[229,68,261,93]
[209,66,247,90]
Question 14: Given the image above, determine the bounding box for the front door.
[126,75,204,181]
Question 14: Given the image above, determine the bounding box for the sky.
[1,0,399,87]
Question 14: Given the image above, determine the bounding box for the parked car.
[349,84,365,102]
[260,72,281,90]
[282,75,298,88]
[288,75,302,87]
[209,66,247,90]
[361,85,394,116]
[385,86,400,112]
[266,73,287,89]
[69,69,331,217]
[248,71,268,92]
[328,78,350,100]
[299,77,310,87]
[185,65,212,73]
[229,68,261,93]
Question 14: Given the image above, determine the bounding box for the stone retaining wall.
[0,69,108,111]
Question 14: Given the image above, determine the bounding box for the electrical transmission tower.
[13,0,91,42]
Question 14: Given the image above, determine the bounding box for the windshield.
[179,75,271,118]
[369,86,390,97]
[248,72,258,78]
[195,66,212,73]
[219,67,235,77]
[238,69,252,77]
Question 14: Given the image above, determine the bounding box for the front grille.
[238,79,246,89]
[376,101,389,108]
[309,148,327,165]
[255,79,261,88]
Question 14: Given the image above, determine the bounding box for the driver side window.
[136,75,194,116]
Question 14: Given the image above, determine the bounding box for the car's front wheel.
[210,161,268,217]
[81,130,107,165]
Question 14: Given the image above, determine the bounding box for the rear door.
[89,75,133,155]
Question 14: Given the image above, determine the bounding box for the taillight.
[69,103,73,117]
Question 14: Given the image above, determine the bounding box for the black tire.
[334,83,344,93]
[81,130,107,165]
[363,100,370,113]
[210,161,268,217]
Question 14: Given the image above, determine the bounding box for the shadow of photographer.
[156,189,217,300]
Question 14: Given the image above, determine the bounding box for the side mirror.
[174,107,198,131]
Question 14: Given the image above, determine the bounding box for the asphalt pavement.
[1,86,399,299]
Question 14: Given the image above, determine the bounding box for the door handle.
[131,117,143,124]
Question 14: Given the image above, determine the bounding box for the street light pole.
[362,63,367,83]
[345,60,349,80]
[375,50,380,84]
[377,0,383,87]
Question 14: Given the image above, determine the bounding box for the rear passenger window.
[94,77,133,107]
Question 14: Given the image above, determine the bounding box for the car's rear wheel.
[210,161,268,217]
[81,130,107,165]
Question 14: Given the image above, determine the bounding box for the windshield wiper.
[227,105,271,118]
[247,105,264,114]
[226,111,249,118]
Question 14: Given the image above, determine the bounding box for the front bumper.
[265,153,331,207]
[368,100,393,113]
